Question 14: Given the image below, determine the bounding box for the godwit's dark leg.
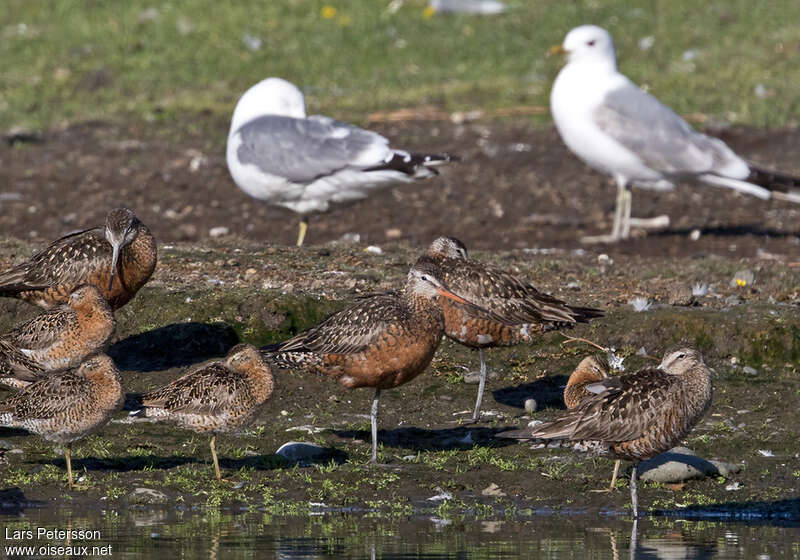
[65,445,73,489]
[630,462,639,520]
[369,388,381,464]
[210,434,221,480]
[472,349,487,422]
[297,216,309,247]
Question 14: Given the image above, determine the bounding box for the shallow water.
[0,507,798,559]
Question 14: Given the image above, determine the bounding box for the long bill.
[108,241,121,291]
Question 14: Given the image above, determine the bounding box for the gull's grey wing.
[235,115,391,183]
[594,82,744,176]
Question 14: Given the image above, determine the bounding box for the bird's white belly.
[551,71,664,186]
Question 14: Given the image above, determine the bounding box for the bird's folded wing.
[142,364,246,415]
[235,115,392,183]
[594,81,744,176]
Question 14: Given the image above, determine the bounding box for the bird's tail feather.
[699,174,771,199]
[366,151,460,178]
[742,165,800,203]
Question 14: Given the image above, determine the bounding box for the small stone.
[385,228,402,239]
[730,269,755,288]
[638,446,742,483]
[724,295,742,306]
[127,488,169,504]
[725,481,742,491]
[365,245,383,255]
[242,33,262,52]
[481,483,506,497]
[565,280,580,290]
[526,420,544,429]
[276,442,335,465]
[427,488,452,502]
[742,366,758,376]
[524,398,537,414]
[244,268,258,278]
[689,229,701,241]
[209,226,229,238]
[597,254,613,265]
[757,449,774,457]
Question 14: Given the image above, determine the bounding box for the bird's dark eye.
[677,353,686,359]
[587,40,596,46]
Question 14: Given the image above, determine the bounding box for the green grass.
[3,0,800,130]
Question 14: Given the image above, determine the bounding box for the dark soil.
[0,238,796,518]
[1,117,799,259]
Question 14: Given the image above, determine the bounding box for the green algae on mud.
[0,240,797,519]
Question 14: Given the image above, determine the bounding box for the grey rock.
[724,295,742,306]
[524,398,537,414]
[276,441,337,465]
[730,269,755,288]
[127,487,169,504]
[742,366,758,376]
[638,447,742,483]
[463,369,499,384]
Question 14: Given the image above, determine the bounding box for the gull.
[226,77,458,246]
[550,25,800,243]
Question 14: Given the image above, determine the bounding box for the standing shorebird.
[262,260,495,464]
[0,208,157,310]
[0,353,123,488]
[226,77,458,246]
[420,237,603,421]
[550,25,800,243]
[0,284,116,389]
[136,344,274,480]
[499,348,713,519]
[563,354,620,491]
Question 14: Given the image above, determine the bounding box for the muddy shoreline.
[0,239,797,519]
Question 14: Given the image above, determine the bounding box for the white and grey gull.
[550,25,800,243]
[226,77,458,246]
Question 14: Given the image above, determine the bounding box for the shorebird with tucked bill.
[0,208,156,310]
[499,348,713,519]
[0,354,123,488]
[0,284,115,389]
[135,344,274,480]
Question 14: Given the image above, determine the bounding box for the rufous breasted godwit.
[262,259,497,464]
[420,236,603,421]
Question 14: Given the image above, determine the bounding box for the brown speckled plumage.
[0,354,123,487]
[263,259,491,463]
[564,354,610,410]
[139,344,274,479]
[500,348,712,518]
[422,237,604,420]
[0,285,116,389]
[0,208,156,310]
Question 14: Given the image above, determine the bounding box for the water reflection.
[0,507,796,559]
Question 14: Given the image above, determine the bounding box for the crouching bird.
[498,348,712,519]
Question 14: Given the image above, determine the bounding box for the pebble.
[730,269,755,288]
[365,245,383,255]
[427,488,452,502]
[524,399,537,414]
[127,488,169,504]
[276,442,335,465]
[209,226,229,238]
[463,369,499,384]
[742,366,758,376]
[481,483,506,497]
[638,446,742,483]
